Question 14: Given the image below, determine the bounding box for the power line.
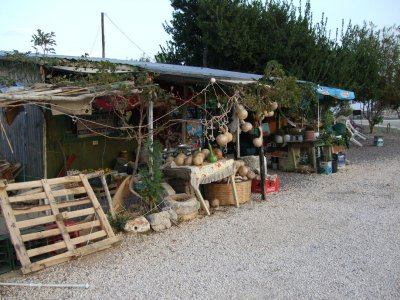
[104,13,151,59]
[89,25,101,56]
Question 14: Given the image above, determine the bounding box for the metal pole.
[0,282,89,289]
[101,12,105,58]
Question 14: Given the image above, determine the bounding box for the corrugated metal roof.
[0,51,354,99]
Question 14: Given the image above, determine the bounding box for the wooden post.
[193,187,210,216]
[236,120,240,158]
[230,175,239,207]
[259,141,266,201]
[100,175,115,217]
[101,12,105,58]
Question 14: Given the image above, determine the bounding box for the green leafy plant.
[137,139,164,211]
[107,213,130,233]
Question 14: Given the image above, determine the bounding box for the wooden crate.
[0,174,121,274]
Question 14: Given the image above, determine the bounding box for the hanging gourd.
[216,133,229,146]
[264,111,274,117]
[208,143,218,163]
[221,125,233,143]
[253,127,263,148]
[236,105,248,120]
[270,101,278,111]
[241,122,253,133]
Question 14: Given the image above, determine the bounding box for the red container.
[251,178,279,193]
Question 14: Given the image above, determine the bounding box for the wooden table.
[163,159,239,215]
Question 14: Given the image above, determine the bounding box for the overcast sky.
[0,0,399,61]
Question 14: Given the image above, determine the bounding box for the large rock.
[124,216,151,234]
[164,194,200,216]
[146,211,172,232]
[162,207,178,225]
[161,182,176,198]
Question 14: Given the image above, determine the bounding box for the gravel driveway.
[1,132,400,299]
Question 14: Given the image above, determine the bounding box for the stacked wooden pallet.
[0,174,121,274]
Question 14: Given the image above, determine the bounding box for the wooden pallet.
[0,174,121,274]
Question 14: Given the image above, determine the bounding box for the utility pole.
[101,12,105,58]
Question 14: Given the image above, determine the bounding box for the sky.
[0,0,399,61]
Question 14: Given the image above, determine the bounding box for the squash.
[237,108,248,120]
[224,131,233,143]
[234,160,245,170]
[253,127,263,148]
[241,122,253,133]
[201,148,210,157]
[213,148,223,159]
[184,156,193,166]
[247,171,256,180]
[166,156,174,163]
[174,155,186,166]
[270,101,278,111]
[193,155,204,166]
[216,134,229,146]
[194,152,205,160]
[238,166,249,177]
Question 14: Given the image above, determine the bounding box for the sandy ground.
[1,131,399,299]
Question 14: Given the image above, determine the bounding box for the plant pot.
[304,130,315,141]
[296,135,303,142]
[284,134,291,142]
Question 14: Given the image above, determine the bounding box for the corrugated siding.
[0,105,44,181]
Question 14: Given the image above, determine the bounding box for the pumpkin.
[213,148,223,159]
[193,155,204,166]
[238,166,249,177]
[216,134,229,146]
[166,156,174,163]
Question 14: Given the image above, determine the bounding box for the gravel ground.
[1,132,400,299]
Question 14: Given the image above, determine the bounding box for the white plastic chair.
[346,120,367,141]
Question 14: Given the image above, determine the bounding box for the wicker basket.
[204,180,252,206]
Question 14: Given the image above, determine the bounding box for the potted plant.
[304,125,315,141]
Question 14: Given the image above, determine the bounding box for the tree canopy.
[157,0,400,132]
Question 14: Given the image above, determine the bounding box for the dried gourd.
[193,155,204,166]
[184,156,193,166]
[238,165,249,177]
[175,155,185,166]
[213,148,223,159]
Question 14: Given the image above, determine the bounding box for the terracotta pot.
[304,130,315,141]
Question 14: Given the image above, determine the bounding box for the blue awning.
[316,85,355,101]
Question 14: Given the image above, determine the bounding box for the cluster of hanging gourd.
[234,102,275,148]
